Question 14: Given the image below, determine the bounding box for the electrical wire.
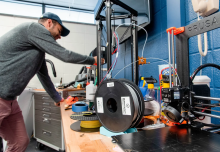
[100,23,148,84]
[113,57,181,85]
[113,60,140,79]
[197,12,208,57]
[200,55,203,76]
[114,23,148,57]
[100,32,120,84]
[197,116,205,120]
[191,63,220,81]
[145,58,181,85]
[100,22,148,84]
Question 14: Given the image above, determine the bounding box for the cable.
[146,58,181,85]
[114,23,148,57]
[161,67,177,75]
[191,63,220,81]
[197,116,205,120]
[64,76,94,88]
[101,23,148,84]
[113,57,181,85]
[113,60,140,79]
[45,59,56,77]
[100,32,120,84]
[200,55,203,75]
[197,12,208,57]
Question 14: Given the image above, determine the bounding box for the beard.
[49,24,57,39]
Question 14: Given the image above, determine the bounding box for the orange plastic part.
[166,27,185,35]
[160,116,187,126]
[138,56,147,65]
[65,96,78,106]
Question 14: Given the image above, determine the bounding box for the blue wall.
[113,0,167,85]
[185,0,220,124]
[115,0,220,124]
[97,0,220,124]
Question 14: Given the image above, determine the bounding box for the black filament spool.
[94,79,144,132]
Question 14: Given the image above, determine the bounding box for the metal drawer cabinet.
[33,92,64,151]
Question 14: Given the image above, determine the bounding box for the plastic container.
[86,81,97,101]
[193,75,211,87]
[145,88,160,116]
[139,77,147,97]
[193,75,211,124]
[140,87,147,97]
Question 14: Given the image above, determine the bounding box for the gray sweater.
[0,22,95,103]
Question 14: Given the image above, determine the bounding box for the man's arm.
[37,59,62,103]
[27,23,95,65]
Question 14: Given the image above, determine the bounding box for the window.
[0,0,42,18]
[0,0,95,24]
[46,6,95,24]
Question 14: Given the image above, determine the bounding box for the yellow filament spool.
[80,120,102,128]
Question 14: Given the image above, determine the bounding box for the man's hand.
[93,56,105,64]
[54,98,65,107]
[54,102,61,107]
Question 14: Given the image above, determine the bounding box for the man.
[0,12,103,152]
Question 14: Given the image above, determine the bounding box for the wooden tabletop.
[33,88,85,92]
[60,102,123,152]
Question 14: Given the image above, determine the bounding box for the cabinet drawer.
[35,110,61,120]
[35,115,61,128]
[35,105,60,114]
[35,127,62,148]
[35,100,55,107]
[34,94,54,102]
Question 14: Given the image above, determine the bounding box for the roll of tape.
[72,102,88,112]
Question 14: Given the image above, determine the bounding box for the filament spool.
[94,79,144,132]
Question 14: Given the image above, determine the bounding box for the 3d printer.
[161,11,220,130]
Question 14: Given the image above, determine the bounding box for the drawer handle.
[43,108,50,112]
[42,97,49,100]
[43,118,50,123]
[43,131,51,136]
[43,102,50,106]
[43,114,50,118]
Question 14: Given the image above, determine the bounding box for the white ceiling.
[20,0,99,11]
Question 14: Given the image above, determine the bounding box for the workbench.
[60,101,123,152]
[34,88,123,152]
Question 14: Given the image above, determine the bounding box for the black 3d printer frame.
[176,11,220,87]
[96,0,139,85]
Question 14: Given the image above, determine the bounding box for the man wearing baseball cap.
[0,12,103,152]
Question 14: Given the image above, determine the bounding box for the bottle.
[144,77,160,117]
[60,77,62,86]
[86,81,97,102]
[139,77,147,97]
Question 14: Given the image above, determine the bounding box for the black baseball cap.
[39,12,70,37]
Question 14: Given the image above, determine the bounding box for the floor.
[26,137,59,152]
[1,136,62,152]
